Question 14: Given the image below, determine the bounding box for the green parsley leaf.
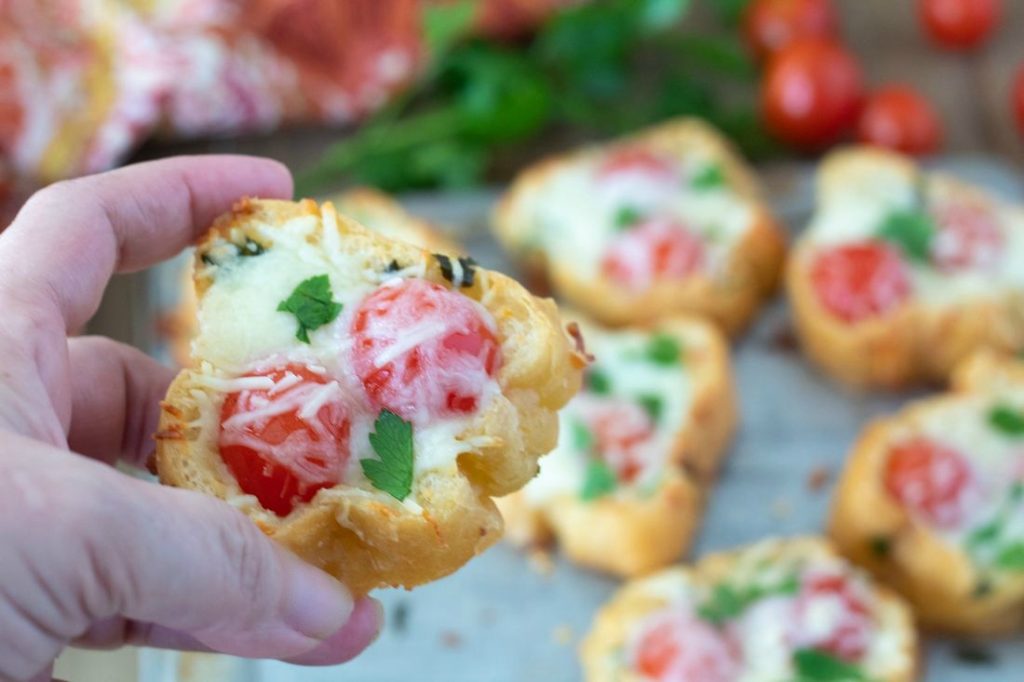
[361,410,415,501]
[698,575,798,625]
[995,542,1024,571]
[423,0,475,57]
[646,333,682,365]
[691,164,726,190]
[580,459,618,501]
[586,368,613,395]
[792,649,867,681]
[276,275,343,343]
[876,209,935,263]
[638,394,663,423]
[989,405,1024,437]
[967,518,1002,550]
[614,205,645,230]
[571,418,595,452]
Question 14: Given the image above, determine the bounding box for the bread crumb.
[771,497,792,519]
[528,547,555,576]
[552,624,574,646]
[807,466,832,492]
[441,630,462,648]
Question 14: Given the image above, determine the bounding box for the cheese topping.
[188,212,503,511]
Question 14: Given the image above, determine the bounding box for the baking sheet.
[140,158,1024,681]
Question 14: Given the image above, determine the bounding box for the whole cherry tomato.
[857,85,943,156]
[761,39,865,148]
[351,278,501,421]
[810,242,912,323]
[743,0,839,60]
[884,437,973,528]
[918,0,1000,50]
[219,364,350,516]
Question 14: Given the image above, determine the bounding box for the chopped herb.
[276,275,343,343]
[995,542,1024,571]
[869,536,892,558]
[240,237,266,256]
[199,237,266,266]
[457,256,478,287]
[954,644,997,666]
[792,649,867,681]
[614,205,645,230]
[697,574,798,625]
[972,578,994,599]
[386,259,402,272]
[200,253,217,266]
[586,368,612,395]
[361,409,415,501]
[435,253,455,282]
[638,394,663,423]
[646,333,682,365]
[580,459,617,501]
[967,519,1003,550]
[434,253,477,287]
[691,164,725,189]
[571,418,595,452]
[989,404,1024,437]
[876,209,935,263]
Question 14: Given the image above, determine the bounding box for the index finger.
[0,155,292,332]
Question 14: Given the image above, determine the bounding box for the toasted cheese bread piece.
[582,537,918,682]
[830,352,1024,633]
[156,198,585,595]
[163,187,459,367]
[497,314,736,577]
[493,118,786,335]
[788,147,1024,389]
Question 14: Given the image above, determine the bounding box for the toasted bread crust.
[829,356,1024,634]
[788,148,1024,390]
[156,198,584,595]
[581,537,919,682]
[493,118,786,335]
[498,316,737,577]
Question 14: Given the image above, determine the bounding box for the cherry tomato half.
[918,0,1000,51]
[632,611,740,681]
[810,242,912,323]
[219,364,350,516]
[884,437,973,528]
[584,398,656,484]
[793,570,872,662]
[743,0,839,61]
[857,85,943,156]
[761,39,865,148]
[351,278,501,421]
[601,217,705,291]
[930,201,1003,271]
[597,147,677,182]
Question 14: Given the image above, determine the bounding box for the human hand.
[0,157,382,681]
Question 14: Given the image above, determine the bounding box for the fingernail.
[286,596,385,666]
[281,559,354,640]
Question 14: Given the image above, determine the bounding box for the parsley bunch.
[296,0,765,195]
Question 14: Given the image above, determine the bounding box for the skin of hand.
[0,156,383,681]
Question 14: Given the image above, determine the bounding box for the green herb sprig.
[362,410,415,501]
[277,275,343,343]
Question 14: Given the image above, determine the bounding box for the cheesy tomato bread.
[155,198,585,595]
[493,118,786,335]
[788,147,1024,389]
[831,352,1024,633]
[164,187,458,367]
[581,537,917,682]
[498,314,736,577]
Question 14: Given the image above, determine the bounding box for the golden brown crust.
[493,118,786,336]
[156,198,584,595]
[498,315,737,577]
[581,537,919,682]
[829,374,1024,634]
[788,147,1024,390]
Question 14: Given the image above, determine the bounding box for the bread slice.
[493,118,786,335]
[156,198,585,595]
[581,537,918,682]
[788,147,1024,389]
[497,314,736,577]
[830,352,1024,633]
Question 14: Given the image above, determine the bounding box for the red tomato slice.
[583,398,656,483]
[351,278,501,421]
[930,202,1003,271]
[632,611,740,681]
[219,364,350,517]
[792,570,873,662]
[810,242,912,323]
[597,147,677,182]
[602,218,705,291]
[884,437,973,528]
